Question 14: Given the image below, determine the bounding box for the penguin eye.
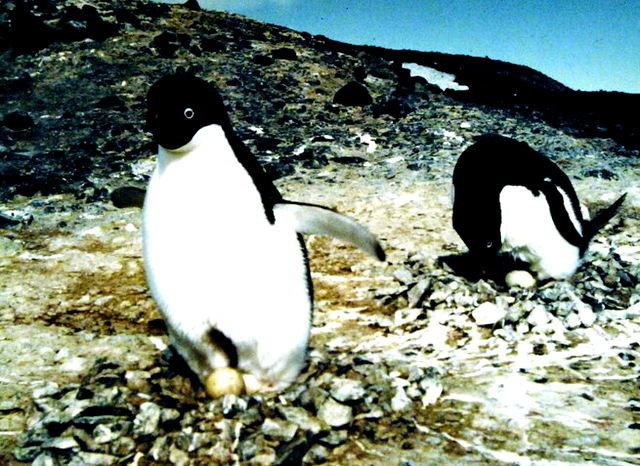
[184,108,195,119]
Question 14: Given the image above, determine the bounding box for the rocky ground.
[1,1,639,464]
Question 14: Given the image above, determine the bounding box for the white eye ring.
[184,108,195,119]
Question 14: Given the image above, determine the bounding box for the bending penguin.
[143,71,385,398]
[452,134,625,281]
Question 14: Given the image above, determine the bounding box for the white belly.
[499,185,582,279]
[142,126,310,390]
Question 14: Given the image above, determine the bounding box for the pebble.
[527,305,551,327]
[133,402,161,436]
[393,267,415,284]
[577,302,597,327]
[280,406,327,435]
[564,312,582,329]
[472,302,506,326]
[68,452,118,466]
[260,418,298,441]
[317,397,353,427]
[330,377,365,403]
[391,385,412,412]
[408,278,431,308]
[169,446,190,466]
[304,444,329,463]
[32,452,57,466]
[93,423,128,444]
[419,378,444,407]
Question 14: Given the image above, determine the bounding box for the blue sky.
[168,0,640,93]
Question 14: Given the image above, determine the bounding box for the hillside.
[0,1,639,464]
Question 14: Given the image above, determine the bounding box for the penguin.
[143,71,385,397]
[452,134,625,280]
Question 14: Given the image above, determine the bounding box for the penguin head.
[147,71,230,150]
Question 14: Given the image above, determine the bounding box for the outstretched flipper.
[274,202,386,261]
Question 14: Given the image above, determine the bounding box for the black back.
[146,71,283,222]
[452,134,585,257]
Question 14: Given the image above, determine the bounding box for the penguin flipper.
[273,202,386,261]
[584,193,626,241]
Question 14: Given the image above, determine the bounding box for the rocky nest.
[1,1,639,464]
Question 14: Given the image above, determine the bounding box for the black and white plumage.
[452,134,625,280]
[142,72,385,396]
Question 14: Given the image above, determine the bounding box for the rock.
[6,3,57,54]
[394,308,422,327]
[93,421,130,444]
[13,446,41,462]
[58,5,120,42]
[272,47,298,60]
[279,407,327,435]
[32,452,57,466]
[391,385,412,412]
[42,435,79,450]
[110,186,146,208]
[583,168,618,180]
[110,436,136,456]
[319,429,348,447]
[151,31,190,58]
[373,95,416,118]
[577,303,596,327]
[0,212,22,228]
[68,452,118,465]
[253,54,274,66]
[472,302,506,326]
[407,278,431,308]
[330,378,365,403]
[333,81,373,106]
[260,418,299,441]
[182,0,202,11]
[304,444,329,464]
[317,398,353,428]
[505,270,536,289]
[133,402,162,436]
[200,35,226,52]
[418,376,444,407]
[527,305,551,327]
[393,267,414,284]
[96,95,125,109]
[2,112,34,131]
[564,312,582,329]
[150,436,172,462]
[250,449,277,465]
[169,446,190,466]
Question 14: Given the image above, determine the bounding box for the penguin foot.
[242,373,281,395]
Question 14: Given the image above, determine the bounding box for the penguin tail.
[274,202,386,261]
[583,193,626,242]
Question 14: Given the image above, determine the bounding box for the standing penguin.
[143,71,385,397]
[452,134,625,280]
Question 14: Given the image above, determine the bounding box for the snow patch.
[402,63,469,92]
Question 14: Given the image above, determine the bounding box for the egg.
[205,367,246,398]
[505,270,536,289]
